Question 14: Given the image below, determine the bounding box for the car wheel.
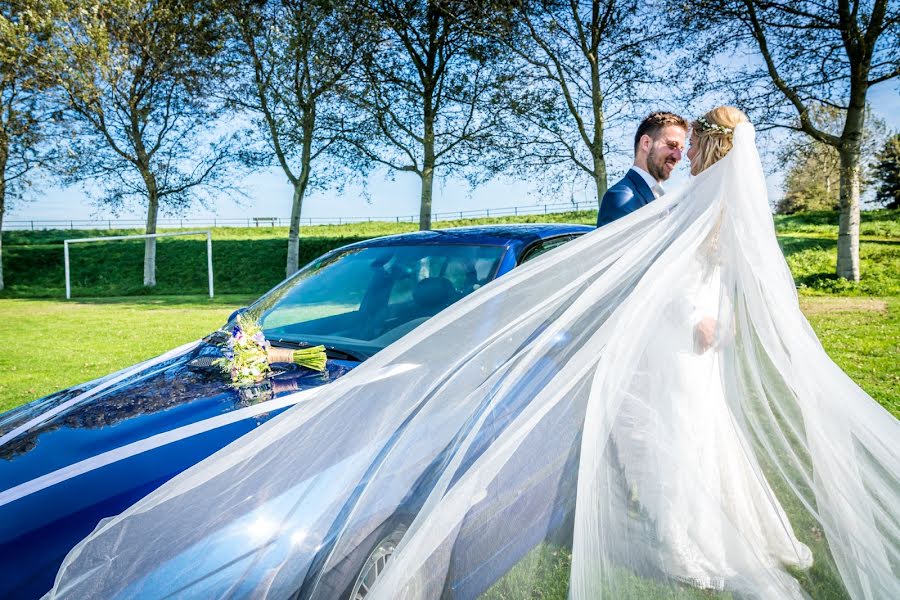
[348,524,407,599]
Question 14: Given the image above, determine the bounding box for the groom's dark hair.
[634,112,688,153]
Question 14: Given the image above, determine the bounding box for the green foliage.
[479,543,573,600]
[871,133,900,209]
[0,0,62,196]
[49,0,240,287]
[775,145,841,214]
[54,0,235,207]
[0,0,68,292]
[774,105,886,215]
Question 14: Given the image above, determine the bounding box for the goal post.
[64,230,214,299]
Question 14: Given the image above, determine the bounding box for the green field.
[0,295,253,412]
[2,209,897,298]
[1,295,895,416]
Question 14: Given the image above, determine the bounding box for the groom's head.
[633,112,688,182]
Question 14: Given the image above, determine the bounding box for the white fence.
[7,200,597,231]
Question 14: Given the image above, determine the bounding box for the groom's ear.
[638,134,652,154]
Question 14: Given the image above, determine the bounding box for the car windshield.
[246,243,506,359]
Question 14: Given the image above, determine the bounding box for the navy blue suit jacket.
[597,169,656,227]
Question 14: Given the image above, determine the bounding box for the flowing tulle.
[45,124,899,599]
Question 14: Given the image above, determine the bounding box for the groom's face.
[645,125,686,181]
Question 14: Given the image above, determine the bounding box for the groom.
[597,112,688,227]
[597,112,717,350]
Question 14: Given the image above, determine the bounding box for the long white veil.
[47,124,899,599]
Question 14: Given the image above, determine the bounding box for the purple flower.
[223,349,234,360]
[253,332,266,345]
[232,325,242,337]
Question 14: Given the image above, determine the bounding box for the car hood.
[0,339,359,490]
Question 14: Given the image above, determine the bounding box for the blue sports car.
[0,224,591,599]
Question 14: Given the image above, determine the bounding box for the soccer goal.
[64,230,214,299]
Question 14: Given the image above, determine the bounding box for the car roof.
[337,223,594,252]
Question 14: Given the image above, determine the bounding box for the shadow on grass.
[67,295,257,307]
[778,236,834,254]
[774,209,900,235]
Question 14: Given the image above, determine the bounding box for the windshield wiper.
[269,339,368,362]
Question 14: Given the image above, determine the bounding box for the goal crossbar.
[64,230,214,299]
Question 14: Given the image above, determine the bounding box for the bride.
[46,110,899,600]
[633,107,813,593]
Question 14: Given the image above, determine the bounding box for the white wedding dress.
[43,124,898,600]
[646,240,813,593]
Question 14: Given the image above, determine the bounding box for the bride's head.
[687,106,749,175]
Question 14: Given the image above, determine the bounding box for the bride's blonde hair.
[690,106,749,175]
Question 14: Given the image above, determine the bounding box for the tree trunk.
[420,163,434,231]
[143,177,159,287]
[0,189,5,293]
[286,108,315,278]
[836,147,861,281]
[286,184,304,278]
[0,144,6,291]
[592,152,607,209]
[420,102,435,231]
[588,1,607,210]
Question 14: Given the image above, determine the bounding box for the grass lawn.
[800,297,899,417]
[0,295,253,413]
[1,295,896,417]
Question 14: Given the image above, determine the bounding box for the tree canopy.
[872,133,900,210]
[54,0,238,286]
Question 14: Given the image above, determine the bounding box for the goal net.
[63,230,214,299]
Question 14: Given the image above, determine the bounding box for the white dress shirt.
[630,166,665,198]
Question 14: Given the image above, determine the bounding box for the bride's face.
[687,130,699,165]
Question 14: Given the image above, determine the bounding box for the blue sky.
[7,83,898,226]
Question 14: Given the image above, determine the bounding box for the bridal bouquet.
[215,316,327,386]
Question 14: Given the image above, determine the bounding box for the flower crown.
[695,116,733,136]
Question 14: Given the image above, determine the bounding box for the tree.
[775,148,841,215]
[871,133,900,209]
[345,0,509,231]
[492,0,654,208]
[775,105,886,214]
[55,0,237,287]
[0,1,61,291]
[228,0,371,277]
[678,0,899,281]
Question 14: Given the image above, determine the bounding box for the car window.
[520,235,581,264]
[260,249,373,329]
[251,244,506,356]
